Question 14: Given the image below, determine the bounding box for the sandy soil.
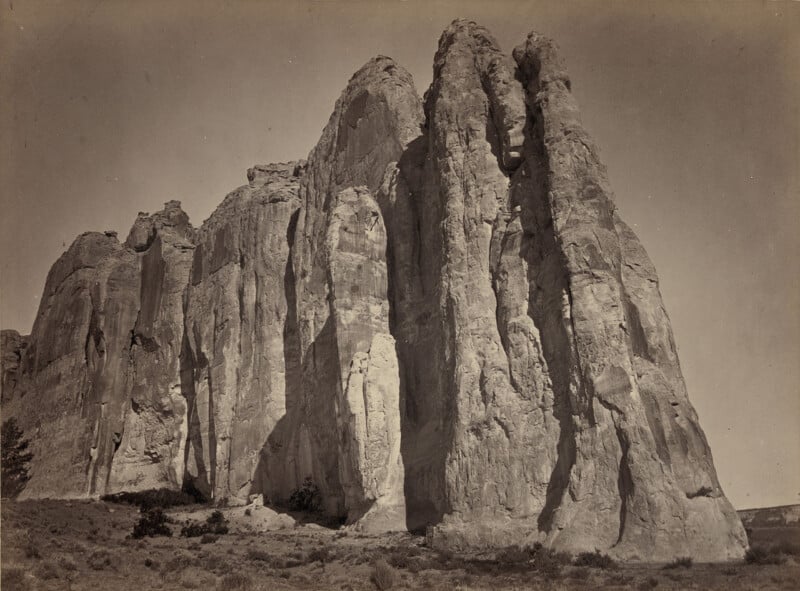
[2,499,798,590]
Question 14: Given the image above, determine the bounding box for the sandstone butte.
[0,21,747,561]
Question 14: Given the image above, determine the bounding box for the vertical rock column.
[106,202,195,492]
[183,163,301,503]
[417,20,562,548]
[512,31,747,560]
[327,187,405,531]
[286,56,422,519]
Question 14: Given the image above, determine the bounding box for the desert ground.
[1,497,798,591]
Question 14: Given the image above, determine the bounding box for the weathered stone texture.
[107,201,195,493]
[1,330,27,401]
[273,56,423,518]
[183,162,302,504]
[5,231,139,498]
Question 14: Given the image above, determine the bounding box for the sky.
[1,0,798,510]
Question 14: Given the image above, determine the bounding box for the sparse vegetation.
[87,550,113,570]
[1,418,33,498]
[132,508,172,539]
[2,567,32,591]
[103,488,203,510]
[638,576,660,589]
[370,558,396,590]
[217,572,254,591]
[574,549,618,569]
[1,498,798,591]
[663,556,693,569]
[745,544,789,565]
[180,510,230,537]
[288,477,322,512]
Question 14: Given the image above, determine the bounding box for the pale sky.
[1,0,798,510]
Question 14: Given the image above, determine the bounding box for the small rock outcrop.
[0,20,746,560]
[1,330,27,401]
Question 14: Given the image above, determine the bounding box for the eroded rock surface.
[0,20,746,560]
[1,330,27,401]
[183,162,302,504]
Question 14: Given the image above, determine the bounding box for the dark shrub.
[638,576,659,590]
[132,508,172,539]
[1,418,33,497]
[22,535,41,559]
[497,545,531,564]
[288,477,321,512]
[370,559,396,590]
[531,543,572,577]
[662,556,693,569]
[245,549,272,563]
[574,550,617,569]
[201,534,219,544]
[102,488,201,510]
[745,545,787,565]
[181,510,229,537]
[2,567,32,591]
[217,572,253,591]
[308,546,331,563]
[87,550,113,570]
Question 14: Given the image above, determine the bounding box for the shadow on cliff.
[247,210,345,527]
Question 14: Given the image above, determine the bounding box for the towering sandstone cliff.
[0,20,746,561]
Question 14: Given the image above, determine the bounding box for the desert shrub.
[217,572,254,591]
[2,567,32,591]
[531,543,572,577]
[1,418,33,497]
[22,534,41,559]
[570,566,590,579]
[58,556,77,571]
[745,544,787,565]
[308,546,331,563]
[662,556,693,569]
[497,545,532,564]
[574,550,617,569]
[370,559,396,590]
[245,549,272,563]
[637,576,659,590]
[607,572,634,586]
[288,477,321,512]
[87,550,113,570]
[180,510,229,537]
[132,508,172,538]
[36,560,60,580]
[771,540,800,556]
[386,546,421,569]
[201,534,219,544]
[103,488,201,510]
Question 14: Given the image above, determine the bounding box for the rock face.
[1,330,27,401]
[0,20,746,560]
[182,162,302,504]
[107,202,195,492]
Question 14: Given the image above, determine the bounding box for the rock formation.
[0,20,747,561]
[182,162,301,504]
[1,330,27,401]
